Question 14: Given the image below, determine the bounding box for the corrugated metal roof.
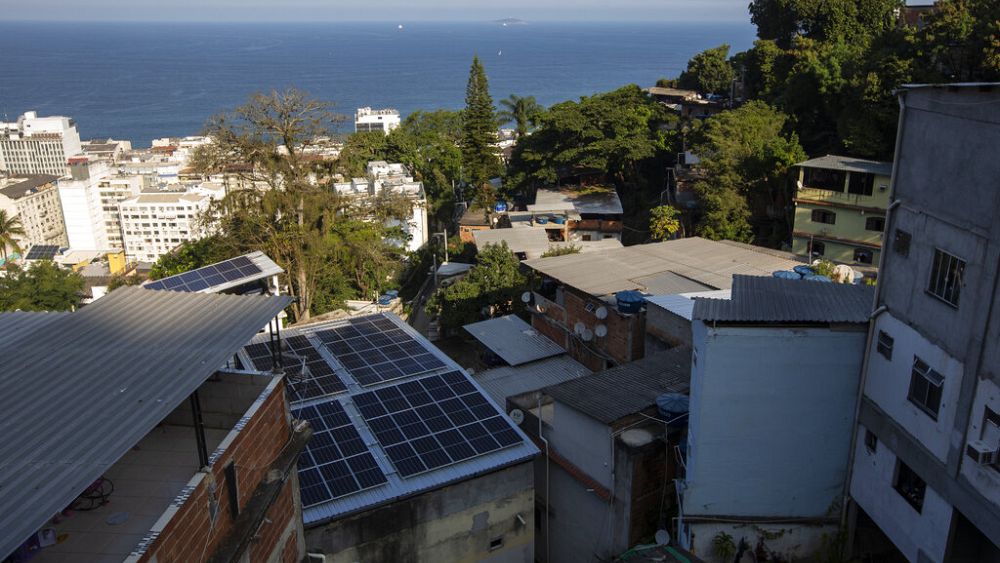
[474,355,592,406]
[473,228,551,258]
[463,315,566,366]
[692,275,875,323]
[239,314,539,527]
[543,347,692,425]
[797,154,893,176]
[523,237,803,297]
[645,290,732,321]
[534,186,624,215]
[0,288,292,559]
[0,310,69,343]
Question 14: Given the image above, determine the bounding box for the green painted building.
[791,155,893,266]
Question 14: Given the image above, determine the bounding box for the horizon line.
[0,17,751,25]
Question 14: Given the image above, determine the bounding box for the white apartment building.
[80,138,132,162]
[0,111,82,176]
[98,174,147,250]
[0,175,68,251]
[847,84,1000,562]
[118,191,211,263]
[355,107,401,134]
[334,161,428,252]
[57,158,114,251]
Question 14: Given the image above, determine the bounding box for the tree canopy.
[461,57,501,189]
[0,262,84,312]
[498,94,544,139]
[677,44,737,95]
[425,242,527,331]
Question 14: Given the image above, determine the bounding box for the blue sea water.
[0,21,755,146]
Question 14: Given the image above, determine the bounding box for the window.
[811,209,837,225]
[908,357,944,419]
[928,249,965,307]
[893,229,911,257]
[808,240,826,257]
[877,331,893,360]
[894,460,926,512]
[803,167,846,192]
[865,216,886,232]
[854,248,874,264]
[489,536,504,551]
[865,429,878,453]
[848,172,876,196]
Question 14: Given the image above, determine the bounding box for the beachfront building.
[679,276,873,561]
[57,157,149,252]
[0,175,68,251]
[0,111,82,176]
[791,155,893,267]
[119,191,213,263]
[334,160,428,252]
[355,107,401,134]
[847,84,1000,562]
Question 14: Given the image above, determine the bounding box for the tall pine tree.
[461,56,500,193]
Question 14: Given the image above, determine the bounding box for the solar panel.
[242,337,347,401]
[292,401,387,507]
[25,245,60,260]
[353,371,523,478]
[315,318,446,386]
[144,255,264,292]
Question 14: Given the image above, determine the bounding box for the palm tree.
[498,94,543,139]
[0,210,25,266]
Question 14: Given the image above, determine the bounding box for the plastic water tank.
[615,290,645,314]
[552,216,566,225]
[656,393,690,427]
[772,270,802,280]
[793,265,816,276]
[803,274,833,282]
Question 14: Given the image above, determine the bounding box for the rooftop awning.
[0,288,292,559]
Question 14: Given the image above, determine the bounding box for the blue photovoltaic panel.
[353,371,523,477]
[292,401,387,507]
[144,255,263,292]
[25,245,60,260]
[315,317,446,386]
[242,337,347,401]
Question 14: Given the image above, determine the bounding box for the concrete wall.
[547,402,613,489]
[959,377,1000,508]
[645,304,691,348]
[849,426,953,562]
[865,314,965,463]
[687,521,839,563]
[306,462,534,563]
[685,323,865,518]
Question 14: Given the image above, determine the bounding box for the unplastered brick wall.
[138,382,298,563]
[562,288,644,365]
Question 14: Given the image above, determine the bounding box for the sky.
[0,0,751,23]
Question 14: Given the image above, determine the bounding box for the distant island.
[494,18,528,26]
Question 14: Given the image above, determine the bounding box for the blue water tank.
[494,200,508,213]
[535,216,549,225]
[615,290,645,314]
[804,274,833,282]
[551,216,566,225]
[773,270,802,280]
[656,393,690,427]
[793,265,816,276]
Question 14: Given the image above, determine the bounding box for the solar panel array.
[144,256,262,292]
[25,245,60,260]
[353,371,522,477]
[243,337,346,401]
[315,317,446,386]
[292,401,387,507]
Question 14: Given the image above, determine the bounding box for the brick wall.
[562,288,644,366]
[140,383,301,563]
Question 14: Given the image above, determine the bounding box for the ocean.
[0,21,756,146]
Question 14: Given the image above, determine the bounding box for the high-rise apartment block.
[0,111,82,176]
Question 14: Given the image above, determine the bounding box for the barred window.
[877,331,893,360]
[908,357,943,419]
[927,249,965,307]
[811,209,836,224]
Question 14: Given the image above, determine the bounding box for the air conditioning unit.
[966,440,998,465]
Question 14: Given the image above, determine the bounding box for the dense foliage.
[678,44,736,95]
[0,262,84,312]
[649,205,682,241]
[461,57,502,189]
[425,242,527,331]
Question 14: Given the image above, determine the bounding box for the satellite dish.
[521,291,532,303]
[536,304,547,313]
[595,306,608,320]
[509,409,525,425]
[582,329,594,342]
[655,529,671,545]
[574,322,585,335]
[595,324,608,338]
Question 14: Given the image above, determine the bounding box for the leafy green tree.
[508,85,673,189]
[677,44,737,95]
[0,210,25,265]
[0,262,84,312]
[917,0,1000,82]
[649,205,682,241]
[384,110,464,221]
[425,242,527,330]
[150,235,238,279]
[498,94,544,139]
[689,101,805,245]
[540,244,581,258]
[749,0,901,48]
[461,56,501,188]
[338,131,389,178]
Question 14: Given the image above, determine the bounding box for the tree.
[649,205,682,241]
[337,131,389,178]
[0,262,84,312]
[0,210,25,265]
[193,89,410,322]
[677,44,736,95]
[917,0,1000,82]
[150,235,238,279]
[425,242,527,330]
[384,110,464,222]
[693,182,755,242]
[498,94,543,139]
[749,0,902,48]
[461,56,501,188]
